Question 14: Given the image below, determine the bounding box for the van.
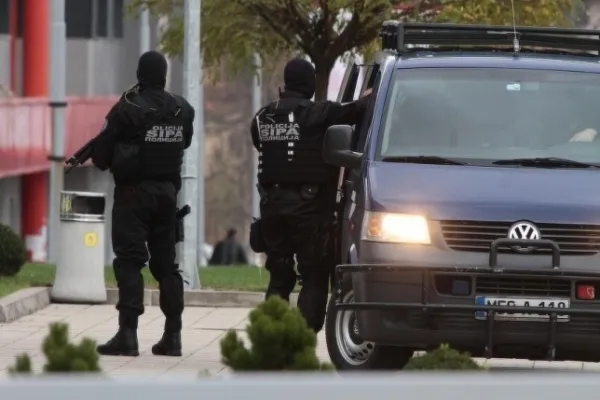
[324,22,600,370]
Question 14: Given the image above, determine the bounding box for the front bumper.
[335,239,600,361]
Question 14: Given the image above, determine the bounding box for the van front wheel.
[325,289,413,370]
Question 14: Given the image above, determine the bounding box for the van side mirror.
[323,125,363,169]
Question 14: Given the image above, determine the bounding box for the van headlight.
[362,211,431,244]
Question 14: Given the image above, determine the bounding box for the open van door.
[330,58,384,289]
[334,57,362,204]
[327,58,374,291]
[353,60,381,150]
[337,57,361,103]
[325,58,362,291]
[337,58,382,215]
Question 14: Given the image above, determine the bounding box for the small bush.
[0,223,26,277]
[220,296,333,371]
[9,322,102,374]
[404,344,483,370]
[8,354,32,374]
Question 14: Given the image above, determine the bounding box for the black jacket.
[250,91,371,151]
[91,87,195,190]
[209,238,248,266]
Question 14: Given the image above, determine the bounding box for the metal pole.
[9,0,17,95]
[251,52,262,266]
[47,0,66,264]
[86,0,98,96]
[156,16,172,90]
[180,0,202,288]
[106,0,116,94]
[196,12,206,269]
[140,8,150,54]
[107,0,114,39]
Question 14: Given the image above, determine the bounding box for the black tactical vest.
[139,94,187,182]
[112,93,187,185]
[256,98,329,185]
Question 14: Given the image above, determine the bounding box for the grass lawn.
[0,263,287,298]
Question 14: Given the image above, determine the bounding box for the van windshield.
[377,67,600,165]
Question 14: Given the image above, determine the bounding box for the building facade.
[0,0,184,263]
[0,0,186,97]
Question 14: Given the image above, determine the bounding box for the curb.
[0,287,51,323]
[0,287,303,323]
[106,288,299,308]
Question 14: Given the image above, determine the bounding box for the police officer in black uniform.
[91,51,195,357]
[251,58,371,332]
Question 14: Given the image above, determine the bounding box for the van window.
[377,67,600,165]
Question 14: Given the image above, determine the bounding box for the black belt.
[259,183,321,201]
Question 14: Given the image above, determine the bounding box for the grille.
[475,276,571,297]
[440,220,600,255]
[403,311,600,336]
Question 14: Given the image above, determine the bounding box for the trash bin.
[51,191,107,303]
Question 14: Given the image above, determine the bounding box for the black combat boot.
[151,331,182,357]
[97,327,139,357]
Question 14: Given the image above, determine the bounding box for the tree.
[129,0,584,101]
[130,0,393,100]
[433,0,584,26]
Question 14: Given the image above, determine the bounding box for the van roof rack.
[380,22,600,55]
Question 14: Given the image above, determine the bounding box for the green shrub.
[220,296,333,371]
[9,322,102,374]
[8,354,32,374]
[0,223,26,277]
[404,344,483,370]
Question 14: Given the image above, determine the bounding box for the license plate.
[474,296,570,322]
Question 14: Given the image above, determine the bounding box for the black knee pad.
[298,285,328,333]
[266,256,297,297]
[113,260,143,285]
[158,271,184,317]
[149,260,177,282]
[157,267,183,292]
[296,262,329,333]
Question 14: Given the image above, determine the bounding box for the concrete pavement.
[0,304,597,377]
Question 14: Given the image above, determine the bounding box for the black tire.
[325,289,414,370]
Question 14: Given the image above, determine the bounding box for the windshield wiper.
[492,157,600,169]
[381,155,468,165]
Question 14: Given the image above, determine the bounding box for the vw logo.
[507,221,541,253]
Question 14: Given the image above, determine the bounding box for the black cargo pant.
[260,183,331,333]
[112,181,183,333]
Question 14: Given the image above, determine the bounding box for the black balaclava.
[283,58,315,99]
[137,51,168,89]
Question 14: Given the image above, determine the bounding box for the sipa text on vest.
[145,125,185,143]
[259,112,301,142]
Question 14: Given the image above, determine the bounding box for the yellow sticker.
[61,196,72,213]
[84,232,97,247]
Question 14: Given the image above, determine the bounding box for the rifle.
[65,136,97,174]
[64,84,140,175]
[175,205,191,243]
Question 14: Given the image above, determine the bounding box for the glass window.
[377,67,600,165]
[0,0,125,39]
[0,0,8,34]
[0,0,21,35]
[96,0,106,37]
[97,0,124,38]
[113,0,124,38]
[66,0,92,38]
